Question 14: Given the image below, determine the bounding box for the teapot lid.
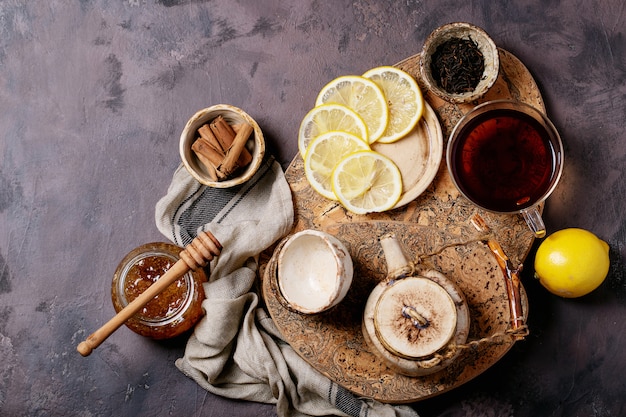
[374,276,457,359]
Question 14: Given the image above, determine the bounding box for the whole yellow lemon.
[534,228,610,298]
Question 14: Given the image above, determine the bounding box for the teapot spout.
[380,233,411,276]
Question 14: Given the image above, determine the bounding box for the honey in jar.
[111,242,207,339]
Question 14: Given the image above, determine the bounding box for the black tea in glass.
[448,108,561,212]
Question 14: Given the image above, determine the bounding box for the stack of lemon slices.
[298,66,425,214]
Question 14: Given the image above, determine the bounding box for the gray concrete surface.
[1,1,624,416]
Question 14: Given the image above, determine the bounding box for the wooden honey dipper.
[77,231,222,357]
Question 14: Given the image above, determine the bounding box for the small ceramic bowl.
[180,104,265,188]
[277,230,353,314]
[420,22,499,104]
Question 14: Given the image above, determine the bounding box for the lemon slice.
[298,104,368,158]
[304,131,370,200]
[315,75,389,144]
[331,150,402,214]
[363,66,424,144]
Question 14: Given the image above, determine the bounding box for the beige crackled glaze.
[361,234,470,377]
[277,230,353,315]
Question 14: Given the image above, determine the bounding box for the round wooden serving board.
[261,49,544,403]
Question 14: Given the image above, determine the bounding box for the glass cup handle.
[520,206,547,238]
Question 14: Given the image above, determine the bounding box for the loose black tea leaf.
[431,37,484,94]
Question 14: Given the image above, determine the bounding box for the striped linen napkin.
[155,156,419,417]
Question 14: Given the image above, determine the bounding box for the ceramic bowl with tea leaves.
[420,22,499,104]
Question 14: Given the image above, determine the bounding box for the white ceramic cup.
[277,230,353,314]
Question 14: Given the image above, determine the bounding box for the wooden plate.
[261,49,544,403]
[375,101,443,209]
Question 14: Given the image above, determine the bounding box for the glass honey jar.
[111,242,207,339]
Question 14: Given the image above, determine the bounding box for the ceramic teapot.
[362,233,470,376]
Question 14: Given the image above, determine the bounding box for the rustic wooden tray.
[261,49,543,403]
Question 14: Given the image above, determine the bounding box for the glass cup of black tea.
[446,100,563,238]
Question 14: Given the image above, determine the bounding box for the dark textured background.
[1,1,624,416]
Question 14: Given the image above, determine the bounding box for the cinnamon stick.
[230,124,253,167]
[192,137,225,167]
[210,116,236,150]
[210,116,253,166]
[218,122,254,177]
[198,124,225,153]
[192,134,228,181]
[191,116,255,181]
[195,152,221,181]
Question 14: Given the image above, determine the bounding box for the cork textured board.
[261,49,542,403]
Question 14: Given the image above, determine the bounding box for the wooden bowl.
[179,104,265,188]
[420,22,499,104]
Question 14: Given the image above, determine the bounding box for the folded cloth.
[155,156,419,417]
